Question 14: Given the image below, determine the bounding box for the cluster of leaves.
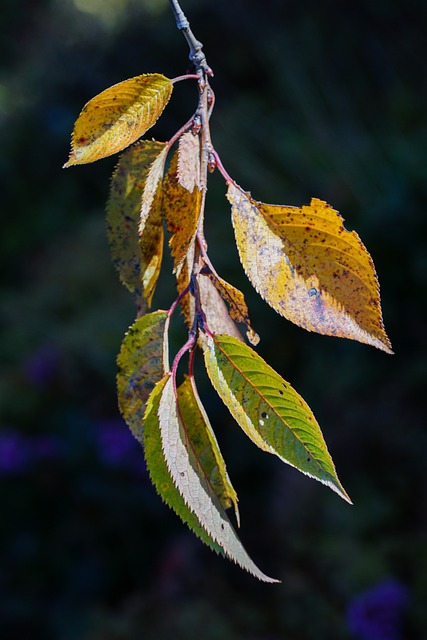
[64,56,391,580]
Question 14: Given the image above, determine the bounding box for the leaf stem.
[166,114,194,150]
[168,283,191,320]
[168,0,213,76]
[171,73,201,84]
[211,148,234,184]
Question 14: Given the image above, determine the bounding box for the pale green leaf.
[143,376,223,555]
[204,333,351,503]
[177,376,239,523]
[159,375,279,582]
[117,310,169,443]
[64,74,173,165]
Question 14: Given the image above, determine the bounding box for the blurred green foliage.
[1,0,426,638]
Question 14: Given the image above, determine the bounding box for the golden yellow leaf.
[202,268,259,345]
[163,141,202,273]
[64,74,173,166]
[228,183,392,353]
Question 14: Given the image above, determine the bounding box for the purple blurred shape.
[0,430,32,474]
[94,419,146,474]
[346,579,409,640]
[23,344,61,388]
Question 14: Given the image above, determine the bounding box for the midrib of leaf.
[205,334,351,503]
[215,341,324,461]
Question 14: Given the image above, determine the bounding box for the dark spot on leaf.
[261,412,267,419]
[308,287,318,298]
[221,523,225,530]
[180,471,185,477]
[279,390,284,395]
[307,457,311,462]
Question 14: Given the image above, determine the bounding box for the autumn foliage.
[64,20,391,581]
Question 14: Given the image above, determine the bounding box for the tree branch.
[168,0,213,76]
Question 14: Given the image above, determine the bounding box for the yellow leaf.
[201,268,259,345]
[163,139,203,273]
[228,183,392,353]
[106,141,167,304]
[64,74,173,166]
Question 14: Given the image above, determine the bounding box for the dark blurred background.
[1,0,426,638]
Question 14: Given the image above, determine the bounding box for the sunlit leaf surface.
[228,182,392,353]
[64,74,173,165]
[158,375,279,582]
[204,333,351,502]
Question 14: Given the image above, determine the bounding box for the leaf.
[228,183,392,353]
[158,375,279,582]
[177,376,239,523]
[201,266,259,345]
[139,143,169,234]
[175,240,195,328]
[144,376,223,555]
[64,74,173,166]
[203,333,351,503]
[117,310,169,444]
[177,130,201,192]
[198,273,243,345]
[175,252,243,345]
[163,140,203,273]
[106,141,167,303]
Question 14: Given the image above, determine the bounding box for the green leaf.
[158,375,279,582]
[117,310,168,444]
[177,376,239,523]
[143,376,223,555]
[203,333,351,503]
[106,141,167,302]
[64,74,173,165]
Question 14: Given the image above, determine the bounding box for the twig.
[168,0,213,76]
